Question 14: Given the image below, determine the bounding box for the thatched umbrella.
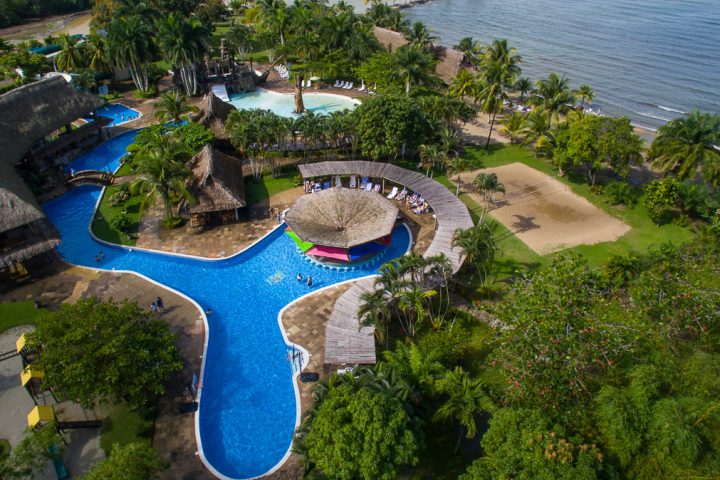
[180,145,246,217]
[193,93,237,138]
[285,187,398,249]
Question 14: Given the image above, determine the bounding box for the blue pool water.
[67,130,138,173]
[228,88,359,118]
[85,103,142,127]
[44,139,411,478]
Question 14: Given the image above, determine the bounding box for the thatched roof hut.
[0,76,105,167]
[181,145,246,216]
[372,26,466,82]
[285,188,398,249]
[0,161,59,268]
[194,93,236,138]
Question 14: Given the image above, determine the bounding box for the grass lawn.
[91,185,143,246]
[449,145,695,268]
[244,174,297,207]
[0,300,46,334]
[99,404,154,454]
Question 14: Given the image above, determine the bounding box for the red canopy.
[307,245,349,261]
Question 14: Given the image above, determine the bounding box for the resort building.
[180,144,247,228]
[1,76,109,178]
[0,161,60,287]
[194,92,237,139]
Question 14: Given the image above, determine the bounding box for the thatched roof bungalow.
[0,76,107,171]
[372,26,467,83]
[194,93,236,138]
[0,161,59,276]
[180,145,246,226]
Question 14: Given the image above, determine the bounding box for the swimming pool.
[228,88,359,118]
[86,103,142,127]
[66,129,138,173]
[44,134,411,479]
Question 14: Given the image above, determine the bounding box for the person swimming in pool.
[297,273,303,281]
[307,276,312,287]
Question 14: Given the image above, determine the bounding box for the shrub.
[644,177,680,224]
[605,181,640,207]
[162,216,183,229]
[110,212,131,232]
[108,188,130,207]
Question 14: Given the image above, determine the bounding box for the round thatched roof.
[285,188,399,248]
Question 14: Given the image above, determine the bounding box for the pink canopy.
[307,245,349,261]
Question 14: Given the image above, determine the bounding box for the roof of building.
[0,76,105,167]
[194,93,236,138]
[285,188,398,249]
[372,26,466,82]
[182,145,246,215]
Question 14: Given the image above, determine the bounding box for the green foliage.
[604,181,640,207]
[0,300,46,333]
[1,423,64,479]
[0,47,52,83]
[108,187,130,207]
[92,184,143,245]
[29,297,183,409]
[100,404,154,454]
[354,94,432,160]
[644,176,680,224]
[304,384,423,480]
[109,212,131,232]
[461,408,612,480]
[78,442,167,480]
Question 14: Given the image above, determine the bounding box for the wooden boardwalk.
[298,161,474,365]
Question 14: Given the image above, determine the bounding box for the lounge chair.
[335,176,342,187]
[322,181,331,189]
[345,82,354,89]
[333,80,341,88]
[307,80,312,88]
[349,175,357,188]
[396,188,407,201]
[301,80,306,88]
[406,193,418,205]
[358,82,366,92]
[359,176,369,189]
[364,182,373,192]
[386,186,398,199]
[373,184,381,193]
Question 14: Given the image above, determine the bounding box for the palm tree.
[397,284,436,339]
[575,83,595,109]
[446,156,473,196]
[381,341,445,395]
[392,45,438,94]
[157,14,210,96]
[434,367,495,452]
[439,126,461,159]
[648,110,720,185]
[499,111,525,144]
[154,91,198,125]
[473,172,506,206]
[226,24,253,63]
[532,72,575,123]
[474,73,506,150]
[55,33,84,72]
[448,68,477,100]
[106,15,156,93]
[521,109,555,156]
[83,33,111,74]
[403,21,437,51]
[130,141,194,222]
[514,77,532,102]
[418,144,448,176]
[452,220,498,283]
[258,1,290,47]
[359,290,391,348]
[454,36,482,67]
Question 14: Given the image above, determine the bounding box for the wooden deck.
[298,161,474,365]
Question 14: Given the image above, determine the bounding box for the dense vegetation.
[0,0,91,28]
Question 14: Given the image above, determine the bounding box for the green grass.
[452,145,695,267]
[244,174,298,207]
[99,404,153,455]
[114,160,136,177]
[0,300,46,334]
[91,185,143,246]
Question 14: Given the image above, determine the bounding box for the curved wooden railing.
[66,170,114,187]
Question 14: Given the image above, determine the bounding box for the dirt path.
[0,11,91,42]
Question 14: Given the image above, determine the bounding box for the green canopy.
[286,230,314,252]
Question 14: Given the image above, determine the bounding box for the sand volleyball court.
[458,163,630,255]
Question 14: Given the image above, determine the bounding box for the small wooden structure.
[299,161,473,365]
[194,92,237,138]
[180,145,246,228]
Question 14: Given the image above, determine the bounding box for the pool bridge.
[66,170,114,187]
[298,161,474,365]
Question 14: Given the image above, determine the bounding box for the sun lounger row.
[332,80,354,90]
[274,64,289,80]
[300,80,313,89]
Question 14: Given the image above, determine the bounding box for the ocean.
[402,0,720,130]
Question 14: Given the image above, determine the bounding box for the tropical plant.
[454,36,482,67]
[605,181,640,207]
[452,219,499,284]
[157,14,210,96]
[473,172,506,206]
[392,45,439,94]
[575,83,595,108]
[644,176,680,224]
[154,90,198,124]
[83,33,112,73]
[531,72,575,123]
[648,110,720,185]
[106,15,157,93]
[448,68,477,100]
[514,76,532,101]
[434,367,495,451]
[521,109,554,156]
[403,21,437,51]
[499,111,525,143]
[55,33,84,72]
[418,144,448,175]
[78,442,167,480]
[359,289,391,348]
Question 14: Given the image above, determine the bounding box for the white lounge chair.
[358,84,365,92]
[373,184,381,193]
[307,80,312,88]
[386,186,398,199]
[333,80,341,88]
[349,175,357,188]
[364,182,373,192]
[345,82,354,90]
[335,175,342,187]
[396,188,407,201]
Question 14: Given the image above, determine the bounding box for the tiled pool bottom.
[43,185,411,479]
[85,103,142,127]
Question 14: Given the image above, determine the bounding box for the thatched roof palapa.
[285,188,398,249]
[0,162,59,267]
[0,76,105,167]
[194,93,236,138]
[372,26,466,82]
[182,145,246,215]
